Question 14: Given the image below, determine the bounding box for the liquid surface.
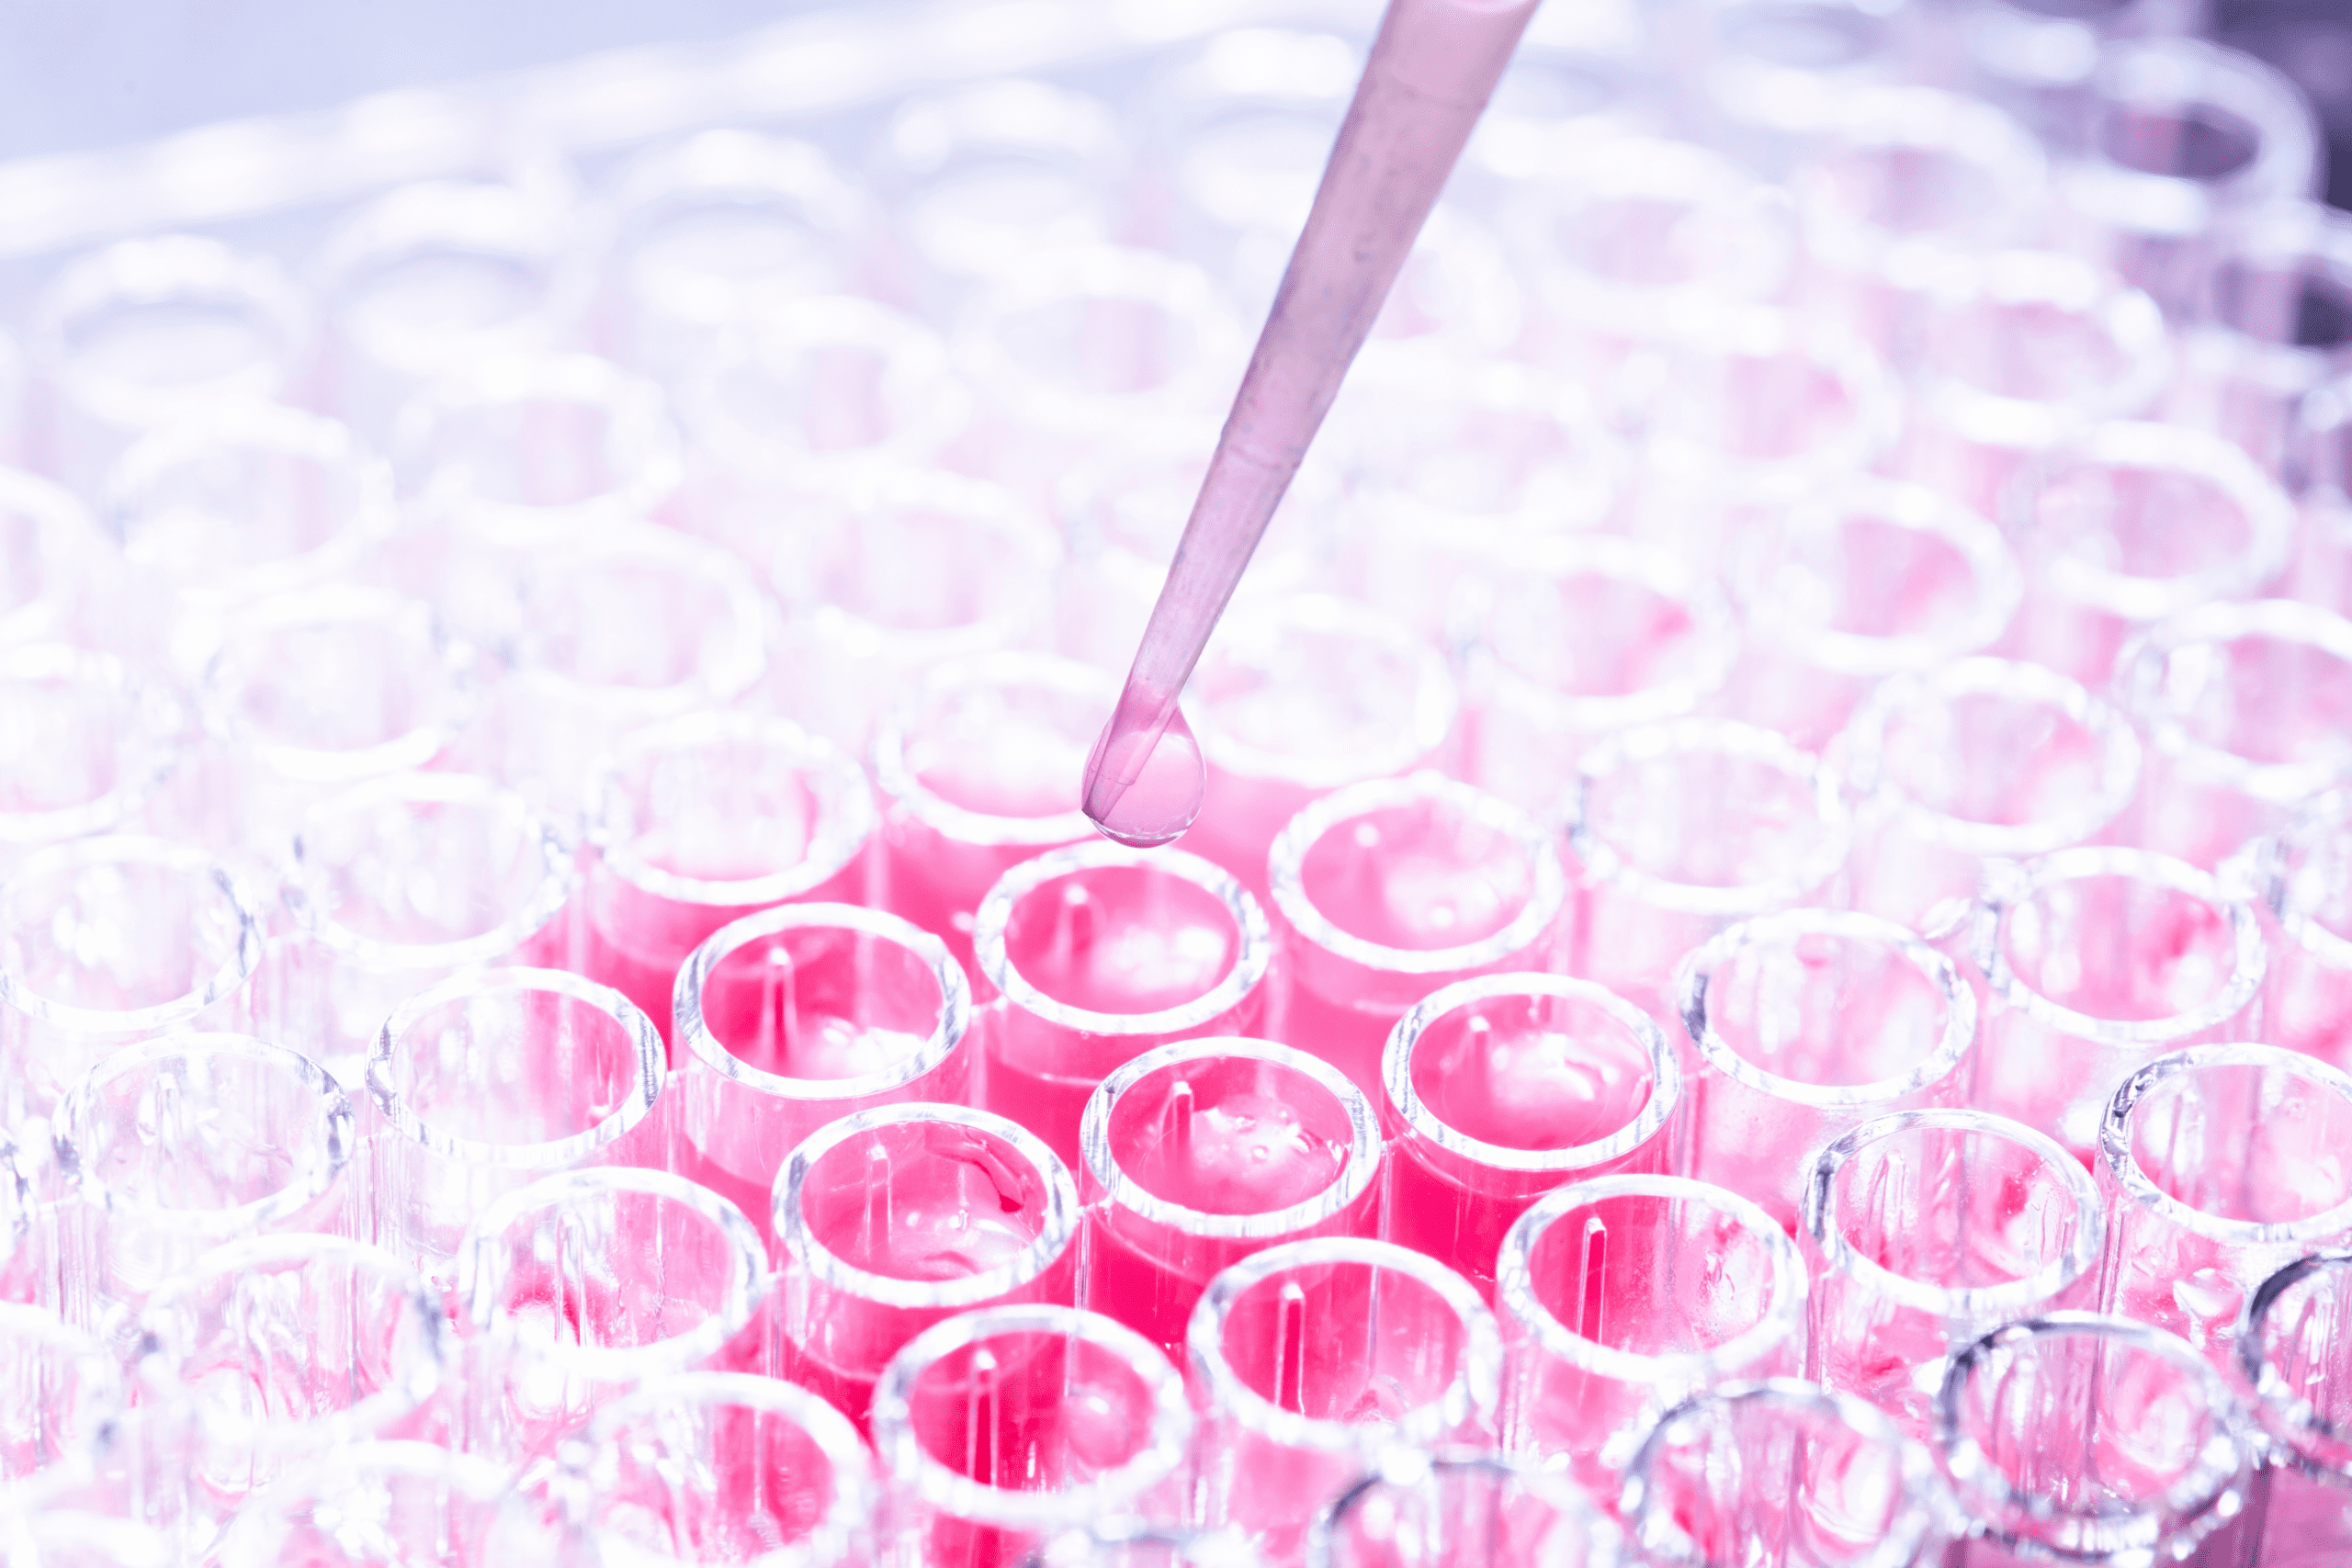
[1110,1056,1353,1215]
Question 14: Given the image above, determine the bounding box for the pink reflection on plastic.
[1838,657,2142,937]
[1565,719,1849,1016]
[1997,419,2295,685]
[1936,1313,2257,1566]
[2260,790,2352,1068]
[1382,974,1677,1303]
[1723,475,2021,749]
[1969,846,2266,1159]
[1802,1110,2105,1438]
[1310,1452,1622,1568]
[2232,1251,2352,1566]
[458,1166,767,1464]
[1675,910,1976,1231]
[1079,1037,1381,1361]
[2114,599,2352,869]
[2097,1044,2352,1364]
[1496,1175,1808,1509]
[1460,536,1738,817]
[1620,1380,1943,1568]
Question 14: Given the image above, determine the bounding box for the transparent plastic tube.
[1565,719,1851,1015]
[489,522,768,819]
[1079,1037,1382,1361]
[1683,0,1928,153]
[873,654,1109,976]
[0,1305,118,1492]
[1494,1175,1809,1505]
[875,80,1134,297]
[319,181,589,441]
[1802,1110,2106,1438]
[541,1371,876,1568]
[1181,596,1458,904]
[1958,0,2211,155]
[457,1166,767,1465]
[2259,791,2352,1068]
[271,773,578,1090]
[1675,910,1976,1232]
[0,645,181,877]
[603,130,870,377]
[871,1303,1192,1568]
[1039,1520,1269,1568]
[0,836,262,1137]
[973,842,1272,1166]
[2097,1043,2352,1362]
[1054,436,1342,673]
[1459,536,1740,818]
[1838,658,2143,937]
[2233,1251,2352,1566]
[1900,251,2171,519]
[101,403,397,643]
[1619,1380,1944,1568]
[2293,376,2352,615]
[26,235,310,495]
[1936,1313,2256,1565]
[134,1234,445,1556]
[1269,773,1568,1099]
[766,468,1059,753]
[1969,846,2266,1159]
[1188,1238,1500,1558]
[367,967,666,1297]
[951,247,1244,504]
[772,1104,1077,1430]
[1328,360,1626,617]
[1627,309,1902,514]
[1999,419,2297,686]
[395,353,683,548]
[0,1512,172,1568]
[2057,39,2323,315]
[0,468,104,649]
[678,294,970,559]
[213,1439,508,1568]
[52,1034,354,1352]
[585,713,876,1040]
[1384,975,1678,1303]
[1789,86,2050,369]
[1497,130,1796,378]
[1310,1450,1621,1568]
[195,586,479,855]
[2176,201,2352,476]
[1722,476,2023,749]
[672,903,973,1230]
[2114,600,2352,870]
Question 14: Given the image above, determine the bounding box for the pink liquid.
[1387,989,1664,1299]
[1080,0,1542,846]
[1084,1049,1373,1359]
[783,1117,1074,1430]
[984,860,1265,1167]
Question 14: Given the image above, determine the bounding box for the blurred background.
[0,0,2346,208]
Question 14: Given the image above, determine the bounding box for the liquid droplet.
[1081,703,1206,849]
